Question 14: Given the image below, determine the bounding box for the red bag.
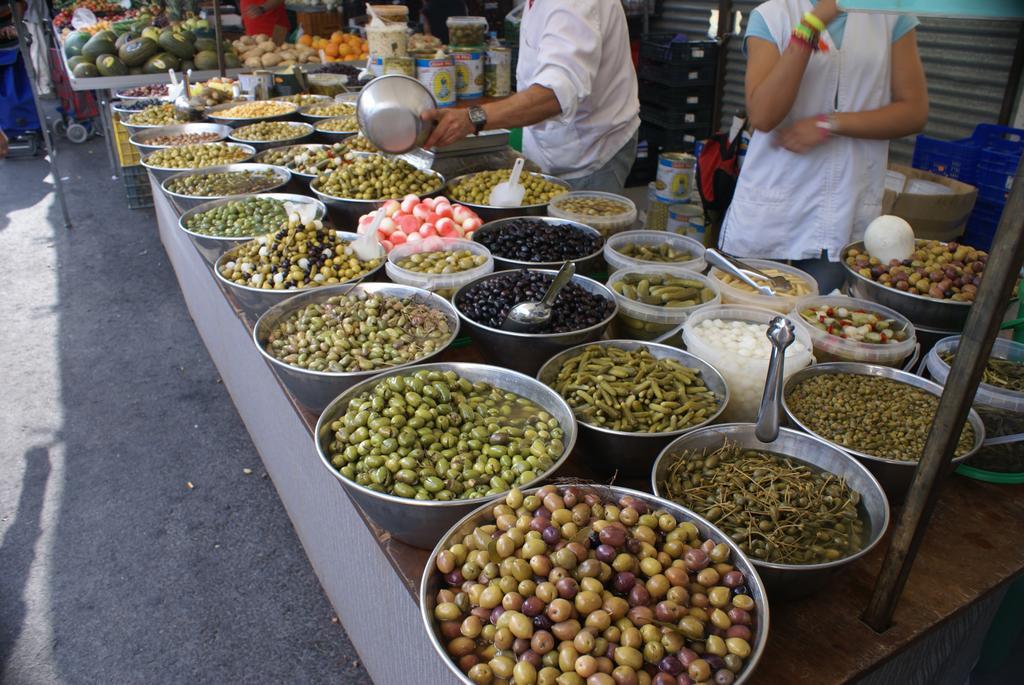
[697,129,743,215]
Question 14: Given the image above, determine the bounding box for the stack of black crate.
[628,34,719,186]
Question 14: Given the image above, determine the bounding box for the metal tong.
[706,249,794,296]
[754,316,797,442]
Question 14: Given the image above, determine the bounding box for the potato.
[260,53,282,67]
[244,55,262,67]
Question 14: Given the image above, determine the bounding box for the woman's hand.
[775,116,829,154]
[421,108,474,149]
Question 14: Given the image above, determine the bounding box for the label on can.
[368,56,384,77]
[656,152,696,202]
[668,203,705,241]
[416,56,456,108]
[451,49,484,100]
[383,56,415,77]
[485,46,511,97]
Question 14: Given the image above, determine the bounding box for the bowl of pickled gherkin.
[313,362,578,546]
[161,163,292,212]
[254,282,460,410]
[178,193,326,265]
[783,363,985,499]
[311,155,445,226]
[228,120,315,151]
[446,169,571,222]
[604,229,707,274]
[421,484,770,685]
[471,216,604,273]
[385,238,494,299]
[214,215,385,318]
[538,340,728,476]
[652,424,889,597]
[606,269,720,343]
[141,142,257,182]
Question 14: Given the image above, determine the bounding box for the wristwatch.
[468,106,487,134]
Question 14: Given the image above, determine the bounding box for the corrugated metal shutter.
[654,2,717,39]
[656,2,1021,164]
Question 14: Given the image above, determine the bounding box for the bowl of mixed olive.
[214,220,386,319]
[446,170,571,222]
[161,163,292,212]
[120,103,182,133]
[538,340,728,477]
[313,362,578,546]
[141,142,257,182]
[782,362,985,499]
[652,424,890,598]
[129,123,233,155]
[178,193,326,265]
[421,484,769,685]
[255,142,354,182]
[310,154,445,226]
[228,120,315,151]
[253,282,461,411]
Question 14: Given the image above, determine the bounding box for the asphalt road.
[0,133,370,684]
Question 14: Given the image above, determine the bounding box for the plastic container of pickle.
[548,191,638,237]
[606,267,720,342]
[604,229,706,274]
[385,237,494,300]
[710,258,818,313]
[792,295,917,368]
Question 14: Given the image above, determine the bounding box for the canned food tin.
[416,55,456,108]
[368,56,384,77]
[655,152,696,202]
[450,48,484,100]
[383,56,415,77]
[668,203,705,241]
[485,46,511,97]
[645,182,670,230]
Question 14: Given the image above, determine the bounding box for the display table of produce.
[149,182,1024,684]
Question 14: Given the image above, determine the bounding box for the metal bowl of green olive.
[214,230,386,320]
[445,170,571,222]
[161,163,292,213]
[227,120,315,151]
[313,362,579,547]
[421,484,770,685]
[129,123,234,155]
[782,362,985,500]
[141,142,258,183]
[254,282,461,411]
[538,340,729,477]
[651,423,890,599]
[310,155,446,227]
[178,193,326,266]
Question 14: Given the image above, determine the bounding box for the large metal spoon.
[754,316,796,442]
[502,261,576,333]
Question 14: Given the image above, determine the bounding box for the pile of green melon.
[63,25,240,79]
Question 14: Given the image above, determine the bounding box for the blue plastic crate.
[964,199,1004,251]
[912,124,1024,188]
[912,136,978,184]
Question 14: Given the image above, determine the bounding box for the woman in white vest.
[719,0,929,291]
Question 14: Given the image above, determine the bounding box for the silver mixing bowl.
[472,216,606,275]
[314,362,578,547]
[782,362,985,499]
[309,164,446,228]
[452,269,618,376]
[446,171,571,223]
[356,74,435,154]
[141,142,256,184]
[652,423,891,599]
[228,121,315,152]
[253,282,461,411]
[421,484,770,685]
[177,193,326,266]
[129,123,233,155]
[538,339,729,476]
[213,230,385,320]
[160,163,292,213]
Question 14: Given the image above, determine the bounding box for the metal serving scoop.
[706,249,793,295]
[754,316,796,442]
[502,261,576,333]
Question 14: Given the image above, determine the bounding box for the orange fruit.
[298,34,313,46]
[331,31,345,43]
[324,43,339,58]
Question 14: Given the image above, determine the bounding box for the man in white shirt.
[422,0,640,192]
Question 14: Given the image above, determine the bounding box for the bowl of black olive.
[471,216,605,275]
[453,268,618,375]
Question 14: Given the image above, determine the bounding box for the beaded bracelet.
[803,11,826,33]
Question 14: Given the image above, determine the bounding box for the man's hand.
[244,4,266,18]
[775,116,829,154]
[421,108,475,149]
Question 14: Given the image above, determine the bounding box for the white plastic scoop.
[352,208,386,261]
[489,157,526,207]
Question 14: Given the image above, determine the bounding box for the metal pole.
[213,2,226,77]
[863,157,1024,631]
[10,1,73,229]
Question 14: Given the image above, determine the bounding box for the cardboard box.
[882,164,978,242]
